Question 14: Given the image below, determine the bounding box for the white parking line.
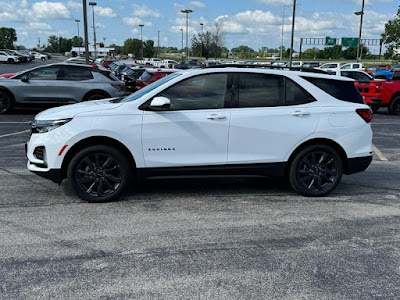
[372,144,388,161]
[0,130,30,138]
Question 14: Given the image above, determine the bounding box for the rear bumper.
[345,155,372,175]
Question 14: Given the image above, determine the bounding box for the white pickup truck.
[137,58,177,68]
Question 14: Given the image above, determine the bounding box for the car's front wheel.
[289,144,343,197]
[67,145,132,202]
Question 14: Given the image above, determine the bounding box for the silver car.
[0,63,126,114]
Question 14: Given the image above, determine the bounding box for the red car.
[0,73,15,78]
[355,69,400,114]
[134,69,178,91]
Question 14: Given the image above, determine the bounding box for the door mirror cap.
[149,96,170,110]
[21,75,29,82]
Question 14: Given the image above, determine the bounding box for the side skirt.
[137,162,286,181]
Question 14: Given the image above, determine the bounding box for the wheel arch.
[390,92,400,103]
[61,136,136,180]
[82,89,112,102]
[285,138,348,175]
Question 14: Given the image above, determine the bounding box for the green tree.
[143,40,154,58]
[302,47,320,59]
[122,38,141,56]
[382,6,400,58]
[71,36,83,47]
[231,45,255,59]
[0,27,17,49]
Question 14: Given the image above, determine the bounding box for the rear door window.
[237,73,284,107]
[302,76,364,104]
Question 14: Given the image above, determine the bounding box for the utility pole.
[89,2,97,59]
[157,30,160,58]
[355,0,365,62]
[288,0,296,67]
[200,23,203,59]
[139,24,144,59]
[82,0,90,64]
[75,19,81,56]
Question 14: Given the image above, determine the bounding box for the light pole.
[181,9,193,62]
[75,19,81,56]
[355,0,365,63]
[157,30,160,58]
[280,6,290,61]
[288,0,297,67]
[139,24,144,59]
[180,28,183,60]
[200,22,203,59]
[89,2,97,59]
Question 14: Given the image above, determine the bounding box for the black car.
[121,67,147,92]
[175,60,204,69]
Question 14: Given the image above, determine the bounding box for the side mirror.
[149,96,170,110]
[21,75,29,82]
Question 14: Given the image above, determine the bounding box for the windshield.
[122,72,182,103]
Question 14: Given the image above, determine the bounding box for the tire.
[7,58,14,64]
[84,92,109,101]
[388,96,400,115]
[0,90,13,114]
[289,144,343,197]
[371,105,380,113]
[41,57,46,61]
[67,145,132,202]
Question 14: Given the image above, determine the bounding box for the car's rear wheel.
[7,58,14,64]
[84,92,109,101]
[0,90,13,114]
[388,96,400,115]
[67,145,132,202]
[289,144,343,197]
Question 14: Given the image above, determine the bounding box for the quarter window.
[158,73,228,110]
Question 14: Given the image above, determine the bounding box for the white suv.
[26,67,373,202]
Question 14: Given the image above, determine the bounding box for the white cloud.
[95,6,117,18]
[32,1,71,19]
[256,0,292,5]
[123,17,152,27]
[131,4,161,18]
[29,22,52,31]
[189,1,206,8]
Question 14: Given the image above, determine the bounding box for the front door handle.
[292,111,310,116]
[207,114,227,120]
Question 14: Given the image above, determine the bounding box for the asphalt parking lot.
[0,62,400,299]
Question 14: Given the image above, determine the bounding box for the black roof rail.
[204,64,328,74]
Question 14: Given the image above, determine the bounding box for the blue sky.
[0,0,397,52]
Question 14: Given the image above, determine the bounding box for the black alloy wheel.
[289,145,343,197]
[0,90,12,114]
[388,96,400,115]
[68,145,131,202]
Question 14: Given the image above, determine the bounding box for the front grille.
[33,146,45,161]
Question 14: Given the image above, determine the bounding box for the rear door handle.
[207,114,227,120]
[292,111,310,116]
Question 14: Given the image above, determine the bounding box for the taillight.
[376,82,381,93]
[111,83,125,90]
[356,108,373,123]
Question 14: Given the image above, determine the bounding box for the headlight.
[31,118,72,134]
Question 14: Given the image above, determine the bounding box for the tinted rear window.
[302,77,364,104]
